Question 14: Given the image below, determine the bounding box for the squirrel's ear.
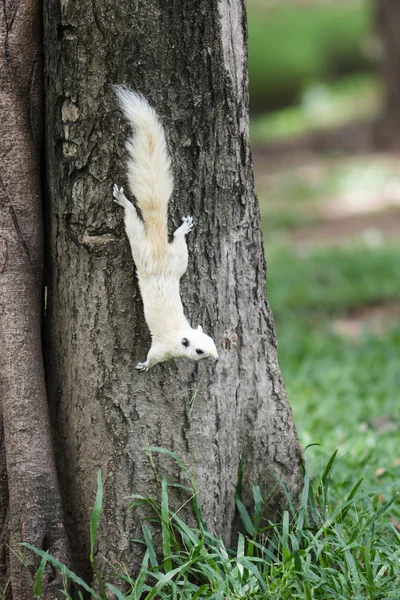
[181,337,190,347]
[197,325,203,333]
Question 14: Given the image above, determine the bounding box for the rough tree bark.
[375,0,400,148]
[0,0,68,597]
[44,0,303,584]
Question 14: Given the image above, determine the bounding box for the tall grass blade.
[192,585,209,599]
[320,450,338,487]
[337,478,364,522]
[90,470,103,561]
[319,450,338,521]
[33,551,48,598]
[142,524,158,567]
[282,510,289,558]
[134,550,149,600]
[253,484,263,532]
[293,548,302,573]
[297,456,310,530]
[304,582,314,599]
[237,533,245,579]
[105,584,126,600]
[92,563,108,600]
[147,447,189,479]
[88,470,108,599]
[161,477,172,573]
[235,498,255,537]
[171,512,201,547]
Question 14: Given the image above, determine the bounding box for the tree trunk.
[375,0,400,147]
[44,0,303,584]
[0,0,68,597]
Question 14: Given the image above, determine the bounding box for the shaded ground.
[332,302,400,339]
[255,144,400,245]
[291,209,400,247]
[252,121,375,161]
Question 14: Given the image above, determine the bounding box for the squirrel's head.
[179,326,218,363]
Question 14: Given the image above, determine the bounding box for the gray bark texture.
[375,0,400,147]
[44,0,303,584]
[0,0,68,597]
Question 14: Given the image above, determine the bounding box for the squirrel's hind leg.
[113,184,146,255]
[169,216,193,277]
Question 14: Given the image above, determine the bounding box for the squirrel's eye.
[181,338,190,347]
[196,348,204,355]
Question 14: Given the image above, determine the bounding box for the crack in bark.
[0,237,7,274]
[1,174,38,279]
[8,201,40,286]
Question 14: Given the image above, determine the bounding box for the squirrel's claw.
[113,184,121,202]
[113,184,122,197]
[113,184,132,209]
[182,215,193,227]
[173,215,193,238]
[180,215,194,235]
[135,361,149,372]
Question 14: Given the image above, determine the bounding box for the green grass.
[28,452,400,599]
[267,243,400,318]
[247,0,372,112]
[264,237,400,521]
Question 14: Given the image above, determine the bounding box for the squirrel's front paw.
[113,184,129,208]
[136,361,149,372]
[182,215,193,232]
[177,216,193,236]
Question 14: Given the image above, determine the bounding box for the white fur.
[113,88,218,371]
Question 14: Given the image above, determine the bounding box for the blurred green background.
[247,0,400,521]
[248,0,373,110]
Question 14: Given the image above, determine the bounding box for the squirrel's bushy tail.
[114,86,173,244]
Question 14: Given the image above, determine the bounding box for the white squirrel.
[112,86,218,372]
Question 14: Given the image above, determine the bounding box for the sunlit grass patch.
[267,242,400,318]
[266,240,400,523]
